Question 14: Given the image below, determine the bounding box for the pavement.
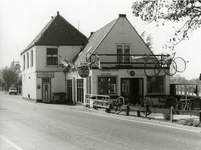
[1,91,200,126]
[51,102,200,124]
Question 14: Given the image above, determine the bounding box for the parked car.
[9,87,17,95]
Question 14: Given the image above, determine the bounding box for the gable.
[21,12,87,54]
[74,14,154,66]
[98,16,153,55]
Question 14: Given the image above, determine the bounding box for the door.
[77,79,84,103]
[67,80,72,102]
[121,78,143,105]
[42,78,51,103]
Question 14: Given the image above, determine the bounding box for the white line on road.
[0,135,23,150]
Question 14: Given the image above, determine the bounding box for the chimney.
[57,11,59,16]
[90,32,94,36]
[119,14,126,18]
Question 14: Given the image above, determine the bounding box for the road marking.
[42,104,201,133]
[0,135,23,150]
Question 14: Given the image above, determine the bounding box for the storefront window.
[147,76,164,94]
[98,77,117,94]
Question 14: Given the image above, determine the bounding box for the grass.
[181,118,201,127]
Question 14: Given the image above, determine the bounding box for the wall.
[94,17,153,67]
[21,47,37,100]
[35,45,83,71]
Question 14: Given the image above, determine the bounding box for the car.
[9,87,17,95]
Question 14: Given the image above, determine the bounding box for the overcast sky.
[0,0,201,80]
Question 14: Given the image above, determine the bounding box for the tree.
[132,0,201,50]
[141,31,153,50]
[1,61,21,91]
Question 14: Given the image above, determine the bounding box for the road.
[0,92,201,150]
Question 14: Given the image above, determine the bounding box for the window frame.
[97,76,117,95]
[31,50,33,67]
[27,52,29,68]
[23,55,25,70]
[147,76,165,95]
[46,48,58,65]
[117,44,131,63]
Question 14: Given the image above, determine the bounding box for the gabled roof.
[74,14,155,65]
[74,18,117,65]
[21,12,87,54]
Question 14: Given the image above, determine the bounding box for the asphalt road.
[0,92,201,150]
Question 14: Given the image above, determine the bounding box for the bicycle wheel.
[174,57,187,73]
[144,55,157,77]
[164,59,177,76]
[141,97,153,115]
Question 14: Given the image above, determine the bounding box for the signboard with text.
[37,72,54,78]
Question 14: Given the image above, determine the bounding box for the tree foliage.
[1,61,21,90]
[170,74,201,84]
[132,0,201,50]
[140,31,153,50]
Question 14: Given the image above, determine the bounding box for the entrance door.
[67,80,72,102]
[77,79,84,103]
[121,78,143,105]
[42,78,51,103]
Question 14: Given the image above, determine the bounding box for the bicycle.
[144,52,187,77]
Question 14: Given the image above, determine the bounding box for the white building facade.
[21,13,170,105]
[66,14,170,105]
[21,12,87,103]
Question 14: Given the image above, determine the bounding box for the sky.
[0,0,201,80]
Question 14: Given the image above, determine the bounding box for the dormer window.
[117,44,130,63]
[47,48,58,65]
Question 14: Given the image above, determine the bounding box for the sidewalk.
[65,103,200,127]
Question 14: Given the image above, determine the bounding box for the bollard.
[126,105,129,116]
[170,106,173,122]
[145,105,148,118]
[199,111,201,123]
[137,111,140,117]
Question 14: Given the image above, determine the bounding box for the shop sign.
[101,69,118,72]
[78,66,90,78]
[101,73,111,76]
[37,72,54,78]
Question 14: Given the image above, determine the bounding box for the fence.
[171,84,200,97]
[85,94,110,109]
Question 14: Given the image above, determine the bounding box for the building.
[21,13,170,105]
[21,11,87,102]
[66,14,170,105]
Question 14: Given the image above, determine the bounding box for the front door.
[77,79,84,103]
[67,80,72,102]
[42,78,51,103]
[121,78,143,105]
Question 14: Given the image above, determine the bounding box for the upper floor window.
[23,55,25,70]
[47,48,58,65]
[31,50,33,67]
[27,52,29,68]
[117,44,130,63]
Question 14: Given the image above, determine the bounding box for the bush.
[183,118,200,127]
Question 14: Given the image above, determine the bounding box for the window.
[98,77,117,94]
[147,76,164,94]
[23,55,25,70]
[27,53,29,68]
[31,50,33,67]
[47,48,58,65]
[117,44,130,63]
